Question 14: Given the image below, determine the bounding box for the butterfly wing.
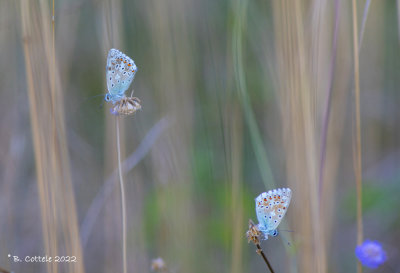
[255,188,292,232]
[106,49,137,98]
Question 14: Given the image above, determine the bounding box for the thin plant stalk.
[81,117,168,248]
[247,220,274,273]
[255,244,274,273]
[116,118,127,273]
[351,0,363,272]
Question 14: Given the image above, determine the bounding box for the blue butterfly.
[255,188,292,239]
[104,49,137,104]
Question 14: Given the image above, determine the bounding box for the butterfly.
[104,48,137,104]
[111,96,141,116]
[255,188,292,239]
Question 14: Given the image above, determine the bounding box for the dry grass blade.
[229,107,244,273]
[351,0,364,272]
[19,0,84,272]
[116,118,127,273]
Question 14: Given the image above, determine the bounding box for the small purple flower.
[355,240,387,269]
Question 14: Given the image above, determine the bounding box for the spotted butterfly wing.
[255,188,291,236]
[106,48,137,103]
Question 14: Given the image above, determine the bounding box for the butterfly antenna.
[82,93,105,103]
[280,229,294,233]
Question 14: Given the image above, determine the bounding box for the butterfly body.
[255,188,291,240]
[105,48,137,104]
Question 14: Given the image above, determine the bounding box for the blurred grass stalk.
[271,0,345,271]
[19,0,84,272]
[272,2,322,271]
[99,0,130,271]
[231,0,276,190]
[232,0,344,270]
[351,0,363,272]
[145,0,197,271]
[115,118,127,273]
[230,0,274,270]
[229,107,244,273]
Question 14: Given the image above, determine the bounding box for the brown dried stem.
[255,244,275,273]
[116,118,127,273]
[246,220,275,273]
[351,0,364,272]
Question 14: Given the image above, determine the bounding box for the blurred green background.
[0,0,399,272]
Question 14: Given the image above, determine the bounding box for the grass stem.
[351,0,363,272]
[116,118,127,273]
[318,0,340,200]
[255,244,274,273]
